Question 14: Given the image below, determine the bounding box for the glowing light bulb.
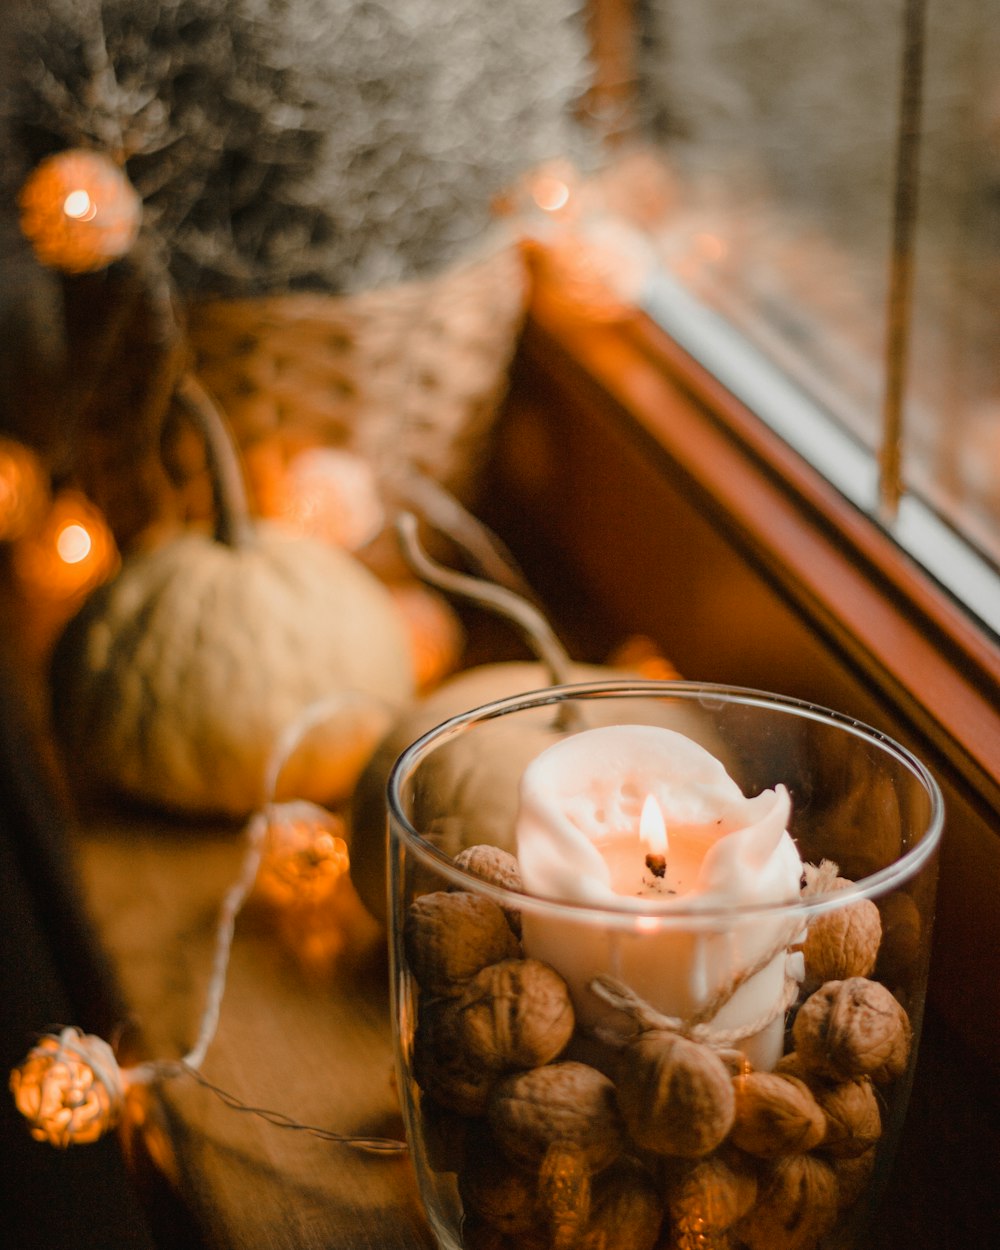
[56,521,93,564]
[63,189,97,221]
[10,1028,124,1147]
[533,175,571,214]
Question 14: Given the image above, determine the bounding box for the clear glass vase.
[386,681,943,1250]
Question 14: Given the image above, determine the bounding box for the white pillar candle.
[514,723,804,1070]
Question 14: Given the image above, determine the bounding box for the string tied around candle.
[589,857,841,1055]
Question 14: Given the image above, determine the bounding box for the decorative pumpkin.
[349,516,705,924]
[50,375,414,817]
[349,658,639,922]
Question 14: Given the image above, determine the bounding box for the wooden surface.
[74,809,434,1250]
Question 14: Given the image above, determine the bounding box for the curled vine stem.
[395,510,574,689]
[390,470,538,601]
[175,372,253,549]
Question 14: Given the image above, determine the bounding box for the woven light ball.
[11,489,119,601]
[275,446,385,552]
[18,149,142,274]
[255,800,351,907]
[10,1028,124,1147]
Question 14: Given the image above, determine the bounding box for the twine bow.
[589,858,840,1053]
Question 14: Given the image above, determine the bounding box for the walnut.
[773,1051,809,1082]
[667,1151,758,1239]
[802,882,882,983]
[812,1076,881,1159]
[792,978,911,1084]
[488,1061,627,1175]
[412,997,497,1115]
[581,1157,664,1250]
[735,1154,839,1250]
[454,958,575,1070]
[458,1135,540,1237]
[729,1071,827,1158]
[404,890,519,993]
[614,1029,735,1158]
[831,1147,877,1210]
[453,844,524,935]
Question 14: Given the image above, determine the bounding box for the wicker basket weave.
[180,240,528,512]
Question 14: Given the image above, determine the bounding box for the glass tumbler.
[386,681,943,1250]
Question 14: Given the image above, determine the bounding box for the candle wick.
[644,852,667,879]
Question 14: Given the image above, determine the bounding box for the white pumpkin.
[51,523,414,817]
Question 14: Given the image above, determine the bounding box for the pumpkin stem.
[390,471,537,601]
[175,372,253,548]
[394,511,575,689]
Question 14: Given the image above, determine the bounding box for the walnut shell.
[488,1061,627,1175]
[581,1158,663,1250]
[614,1029,735,1158]
[812,1077,881,1159]
[792,978,911,1084]
[729,1071,827,1158]
[735,1154,839,1250]
[802,883,882,983]
[667,1151,758,1237]
[458,1136,539,1236]
[453,844,524,935]
[404,890,519,993]
[454,958,575,1070]
[831,1147,877,1210]
[412,998,497,1115]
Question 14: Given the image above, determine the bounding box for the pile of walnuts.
[402,848,917,1250]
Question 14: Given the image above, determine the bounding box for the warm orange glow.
[532,174,572,214]
[0,437,47,542]
[694,232,728,263]
[10,1028,124,1148]
[55,521,93,564]
[63,189,97,221]
[640,795,668,856]
[275,447,384,551]
[255,800,351,908]
[388,581,464,691]
[18,148,141,274]
[12,490,118,600]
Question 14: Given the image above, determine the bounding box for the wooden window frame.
[480,274,1000,1074]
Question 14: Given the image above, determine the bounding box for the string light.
[274,446,385,552]
[0,437,48,543]
[254,800,351,908]
[10,1029,125,1148]
[18,149,142,274]
[11,489,118,601]
[9,696,407,1154]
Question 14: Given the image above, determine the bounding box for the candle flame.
[640,795,667,856]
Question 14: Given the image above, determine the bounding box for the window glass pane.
[907,0,1000,566]
[631,0,1000,599]
[635,0,901,451]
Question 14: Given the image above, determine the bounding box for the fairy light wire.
[118,692,408,1154]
